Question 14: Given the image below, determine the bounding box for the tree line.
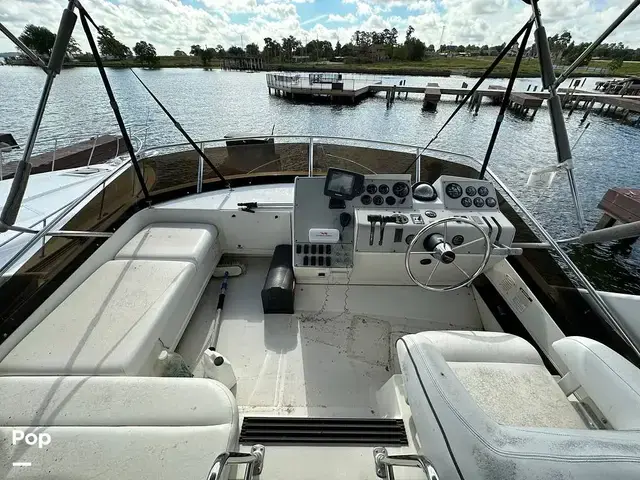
[15,23,640,71]
[17,24,158,67]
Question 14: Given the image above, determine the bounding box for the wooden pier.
[266,74,640,124]
[596,187,640,250]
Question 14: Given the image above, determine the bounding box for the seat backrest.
[0,376,238,479]
[553,336,640,430]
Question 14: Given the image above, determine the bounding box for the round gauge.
[405,234,415,245]
[361,194,372,205]
[452,235,465,246]
[445,183,463,199]
[424,210,437,218]
[373,195,384,205]
[478,186,489,197]
[461,197,472,208]
[465,186,477,196]
[393,182,410,198]
[366,184,378,194]
[385,196,396,206]
[474,197,485,208]
[379,184,390,195]
[485,197,497,208]
[396,214,409,224]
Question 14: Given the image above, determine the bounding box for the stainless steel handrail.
[373,447,439,480]
[206,445,264,480]
[0,133,634,357]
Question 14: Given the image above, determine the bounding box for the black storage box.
[261,245,295,314]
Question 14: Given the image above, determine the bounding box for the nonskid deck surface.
[179,256,483,417]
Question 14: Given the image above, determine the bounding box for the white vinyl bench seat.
[0,223,221,376]
[0,376,238,479]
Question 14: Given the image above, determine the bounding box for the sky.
[1,0,639,55]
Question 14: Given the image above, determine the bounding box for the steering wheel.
[404,217,492,292]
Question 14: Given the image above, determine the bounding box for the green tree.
[608,57,623,72]
[97,26,131,59]
[548,31,572,62]
[282,35,302,62]
[245,43,260,56]
[133,41,157,67]
[190,44,202,56]
[66,37,82,57]
[227,46,244,56]
[335,40,342,56]
[174,49,187,56]
[405,25,415,42]
[19,24,56,56]
[200,47,215,66]
[263,37,281,61]
[214,45,225,58]
[405,37,426,61]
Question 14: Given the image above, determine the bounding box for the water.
[1,66,639,293]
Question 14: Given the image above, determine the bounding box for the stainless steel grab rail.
[206,445,265,480]
[373,447,439,480]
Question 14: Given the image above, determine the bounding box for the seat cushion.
[0,376,238,479]
[0,259,195,375]
[449,361,586,428]
[398,331,640,480]
[553,336,640,430]
[115,223,218,265]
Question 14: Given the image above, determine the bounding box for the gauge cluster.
[354,179,413,209]
[439,178,499,211]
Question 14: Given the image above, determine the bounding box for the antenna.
[438,25,445,50]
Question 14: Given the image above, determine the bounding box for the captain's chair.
[397,331,640,479]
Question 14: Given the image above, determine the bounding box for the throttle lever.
[378,216,399,246]
[368,215,381,246]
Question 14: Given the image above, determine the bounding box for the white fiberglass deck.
[178,256,483,417]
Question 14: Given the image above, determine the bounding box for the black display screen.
[323,168,364,200]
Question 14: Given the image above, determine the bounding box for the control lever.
[367,214,381,246]
[377,215,399,246]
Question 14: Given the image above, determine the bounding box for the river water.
[1,66,639,293]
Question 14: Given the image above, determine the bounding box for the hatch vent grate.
[239,417,408,446]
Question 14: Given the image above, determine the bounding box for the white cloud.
[327,13,358,23]
[0,0,638,56]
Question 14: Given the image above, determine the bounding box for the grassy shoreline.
[50,56,640,78]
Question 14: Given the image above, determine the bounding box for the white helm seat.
[397,330,640,480]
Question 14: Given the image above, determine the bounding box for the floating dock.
[266,74,640,125]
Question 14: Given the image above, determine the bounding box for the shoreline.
[5,57,633,78]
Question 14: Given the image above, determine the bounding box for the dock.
[266,74,640,125]
[595,187,640,250]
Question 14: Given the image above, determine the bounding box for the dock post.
[568,100,577,117]
[474,95,481,116]
[622,109,630,122]
[392,85,397,104]
[533,85,538,92]
[581,99,595,123]
[599,103,605,114]
[527,84,532,91]
[530,108,538,120]
[606,104,612,114]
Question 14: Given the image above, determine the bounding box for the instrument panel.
[355,178,413,209]
[441,179,499,210]
[292,172,515,285]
